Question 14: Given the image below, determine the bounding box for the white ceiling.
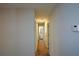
[0,3,56,18]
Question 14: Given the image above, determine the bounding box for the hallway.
[0,3,79,56]
[35,39,49,56]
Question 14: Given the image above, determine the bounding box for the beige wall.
[0,8,35,56]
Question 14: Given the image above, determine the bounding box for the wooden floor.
[35,39,49,56]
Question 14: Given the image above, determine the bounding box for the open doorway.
[35,18,49,56]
